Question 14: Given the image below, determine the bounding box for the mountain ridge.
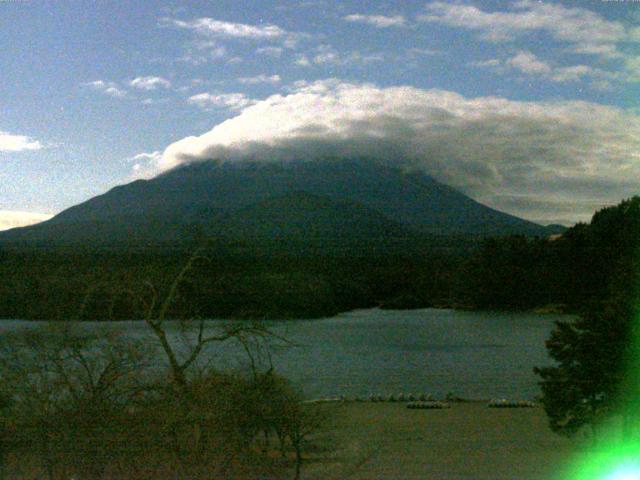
[0,158,564,248]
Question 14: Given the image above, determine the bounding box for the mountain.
[0,158,561,248]
[215,191,410,242]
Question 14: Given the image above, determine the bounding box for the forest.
[0,197,638,321]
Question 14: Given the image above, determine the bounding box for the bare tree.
[0,250,329,479]
[133,250,295,475]
[139,251,276,393]
[0,322,154,479]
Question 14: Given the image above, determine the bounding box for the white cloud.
[590,79,614,92]
[425,2,637,86]
[300,45,384,66]
[0,211,53,231]
[295,54,311,66]
[313,47,340,65]
[343,14,406,28]
[194,39,227,58]
[419,1,630,58]
[129,76,171,90]
[625,56,640,82]
[129,151,164,179]
[83,80,127,98]
[173,17,287,39]
[187,92,257,110]
[153,79,640,224]
[140,97,171,105]
[470,58,501,68]
[507,51,551,75]
[476,52,613,85]
[0,131,43,152]
[178,41,227,65]
[209,45,227,59]
[105,87,126,97]
[408,47,442,57]
[256,46,283,57]
[164,16,309,50]
[166,17,305,63]
[570,43,623,58]
[169,17,287,40]
[238,74,281,85]
[551,65,594,82]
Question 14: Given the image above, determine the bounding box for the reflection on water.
[0,308,568,400]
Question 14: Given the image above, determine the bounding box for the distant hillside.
[0,158,561,248]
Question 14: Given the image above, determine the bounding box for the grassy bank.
[304,402,585,480]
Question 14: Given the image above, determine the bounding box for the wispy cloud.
[624,56,640,82]
[129,76,171,90]
[297,45,384,67]
[256,46,283,58]
[178,41,227,65]
[187,92,257,110]
[295,54,311,67]
[343,14,406,28]
[570,43,623,59]
[238,74,281,85]
[472,51,615,86]
[418,1,631,58]
[0,130,43,152]
[507,51,551,75]
[128,151,163,179]
[407,47,442,58]
[424,2,640,87]
[168,17,287,40]
[312,45,341,65]
[163,16,309,50]
[550,65,595,83]
[470,58,501,68]
[83,80,127,98]
[163,16,308,65]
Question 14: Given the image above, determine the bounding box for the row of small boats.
[487,399,536,408]
[406,401,450,409]
[306,395,536,408]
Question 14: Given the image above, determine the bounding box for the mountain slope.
[214,191,410,241]
[0,158,558,247]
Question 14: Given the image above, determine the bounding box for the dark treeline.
[462,197,640,313]
[0,237,467,320]
[1,197,638,320]
[531,199,640,438]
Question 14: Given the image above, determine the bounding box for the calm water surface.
[0,308,567,401]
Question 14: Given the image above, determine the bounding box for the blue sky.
[1,0,639,228]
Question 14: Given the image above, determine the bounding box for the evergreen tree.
[534,299,633,436]
[535,197,640,437]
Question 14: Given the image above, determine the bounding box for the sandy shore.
[304,401,586,480]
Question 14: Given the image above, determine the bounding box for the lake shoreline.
[0,302,574,323]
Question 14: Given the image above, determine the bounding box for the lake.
[0,308,567,401]
[265,308,564,400]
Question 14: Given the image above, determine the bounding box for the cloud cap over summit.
[147,80,639,226]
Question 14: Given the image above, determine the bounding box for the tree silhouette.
[535,300,632,437]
